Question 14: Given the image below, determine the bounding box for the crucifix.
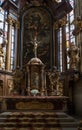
[32,33,40,58]
[33,35,38,57]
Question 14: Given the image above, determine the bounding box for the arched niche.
[20,7,53,70]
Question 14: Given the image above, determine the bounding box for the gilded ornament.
[15,21,20,29]
[59,17,67,26]
[48,67,63,96]
[7,16,13,25]
[16,101,54,110]
[54,21,59,29]
[67,42,80,70]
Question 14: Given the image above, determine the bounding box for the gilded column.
[6,16,13,71]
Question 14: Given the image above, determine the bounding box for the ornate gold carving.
[16,101,54,110]
[59,17,67,26]
[7,16,13,25]
[48,67,63,96]
[54,21,59,29]
[15,21,20,29]
[7,15,20,28]
[54,17,67,29]
[72,16,82,35]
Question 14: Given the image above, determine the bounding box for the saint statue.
[67,42,80,70]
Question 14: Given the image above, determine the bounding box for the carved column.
[62,26,67,71]
[6,16,13,71]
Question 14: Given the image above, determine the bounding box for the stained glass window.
[59,0,75,71]
[0,9,7,70]
[0,7,15,71]
[66,0,75,69]
[10,27,15,70]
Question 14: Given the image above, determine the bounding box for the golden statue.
[48,67,63,96]
[67,42,80,70]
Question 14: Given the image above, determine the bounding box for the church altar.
[0,35,68,112]
[1,96,68,112]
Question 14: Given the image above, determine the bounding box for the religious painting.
[22,7,52,69]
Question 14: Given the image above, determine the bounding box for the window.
[59,0,75,71]
[59,28,62,72]
[0,9,4,43]
[0,7,15,71]
[0,9,7,70]
[66,0,75,69]
[10,27,15,70]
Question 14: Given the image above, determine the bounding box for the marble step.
[0,121,78,127]
[0,112,79,129]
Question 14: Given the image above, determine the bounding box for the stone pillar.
[6,16,13,71]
